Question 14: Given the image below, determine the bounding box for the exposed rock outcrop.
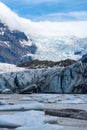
[18,59,76,68]
[0,21,37,64]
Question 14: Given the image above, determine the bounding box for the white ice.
[0,94,87,130]
[0,110,58,129]
[0,103,44,111]
[20,94,86,104]
[0,63,25,74]
[0,100,6,105]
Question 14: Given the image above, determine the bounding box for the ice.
[0,94,87,130]
[0,61,87,94]
[0,128,8,130]
[15,124,63,130]
[0,63,25,73]
[20,94,86,104]
[0,119,21,128]
[0,109,87,130]
[31,35,87,61]
[15,125,87,130]
[0,103,44,111]
[0,110,58,129]
[59,97,85,104]
[0,100,6,105]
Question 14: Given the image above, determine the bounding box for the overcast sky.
[0,0,87,21]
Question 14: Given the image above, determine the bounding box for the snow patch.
[0,63,25,73]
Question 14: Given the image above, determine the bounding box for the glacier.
[0,2,87,94]
[0,60,87,94]
[31,35,87,61]
[0,2,87,62]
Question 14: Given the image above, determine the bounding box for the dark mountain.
[0,21,37,64]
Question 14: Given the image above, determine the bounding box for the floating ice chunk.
[0,128,8,130]
[0,119,21,128]
[15,124,63,130]
[0,100,6,105]
[0,103,44,111]
[2,89,12,94]
[15,125,87,130]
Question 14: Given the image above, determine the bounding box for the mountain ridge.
[0,2,87,64]
[0,21,37,64]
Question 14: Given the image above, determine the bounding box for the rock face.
[18,59,76,69]
[0,60,87,94]
[0,21,37,64]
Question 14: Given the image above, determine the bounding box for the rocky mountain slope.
[0,21,37,64]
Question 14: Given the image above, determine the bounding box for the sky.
[0,0,87,21]
[0,0,87,37]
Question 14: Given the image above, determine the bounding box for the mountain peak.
[0,20,37,64]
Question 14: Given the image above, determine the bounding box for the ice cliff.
[0,58,87,94]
